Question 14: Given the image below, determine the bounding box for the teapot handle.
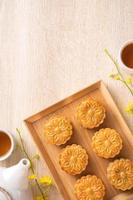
[0,187,13,200]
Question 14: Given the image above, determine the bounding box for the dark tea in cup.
[0,131,11,156]
[0,130,14,161]
[119,41,133,74]
[121,43,133,69]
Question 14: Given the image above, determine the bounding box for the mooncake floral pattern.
[44,116,72,145]
[74,175,105,200]
[107,159,133,191]
[92,128,122,158]
[76,98,105,129]
[59,144,88,175]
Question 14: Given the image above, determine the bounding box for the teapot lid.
[0,187,13,200]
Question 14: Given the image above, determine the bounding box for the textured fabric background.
[0,0,132,199]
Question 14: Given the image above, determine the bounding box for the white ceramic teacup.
[0,129,15,161]
[118,40,133,75]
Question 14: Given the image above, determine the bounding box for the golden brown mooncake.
[59,144,88,175]
[44,116,72,145]
[74,175,105,200]
[107,159,133,191]
[92,128,122,158]
[76,98,105,129]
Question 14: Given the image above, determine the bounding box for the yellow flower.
[36,196,43,200]
[109,74,121,80]
[125,101,133,114]
[28,174,37,180]
[125,78,133,84]
[36,195,48,200]
[32,154,40,160]
[39,176,53,186]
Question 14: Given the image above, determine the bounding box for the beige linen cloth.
[0,0,132,199]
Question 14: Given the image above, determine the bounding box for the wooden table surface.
[0,0,132,199]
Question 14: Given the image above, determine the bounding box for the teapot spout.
[2,158,31,190]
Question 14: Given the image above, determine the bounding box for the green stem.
[16,128,46,200]
[104,49,133,96]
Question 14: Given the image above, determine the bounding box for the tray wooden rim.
[24,80,133,200]
[25,80,102,123]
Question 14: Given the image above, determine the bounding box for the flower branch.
[16,128,53,200]
[104,49,133,114]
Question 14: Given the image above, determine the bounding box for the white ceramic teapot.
[0,158,33,200]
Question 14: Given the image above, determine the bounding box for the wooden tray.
[25,81,133,200]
